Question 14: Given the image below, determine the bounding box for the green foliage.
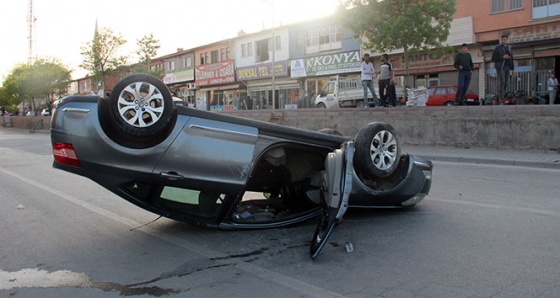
[80,27,128,89]
[133,33,163,78]
[337,0,457,82]
[1,58,71,111]
[136,33,160,64]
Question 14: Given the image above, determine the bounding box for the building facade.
[80,0,560,109]
[460,0,560,98]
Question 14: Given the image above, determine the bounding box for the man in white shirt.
[548,71,558,105]
[361,53,380,108]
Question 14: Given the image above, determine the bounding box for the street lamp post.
[271,3,275,110]
[262,0,276,110]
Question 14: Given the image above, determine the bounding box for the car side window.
[160,186,225,218]
[448,87,455,94]
[435,88,446,95]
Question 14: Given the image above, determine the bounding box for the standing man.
[388,59,398,106]
[378,54,394,107]
[492,34,515,105]
[361,53,379,108]
[454,43,474,106]
[548,71,558,105]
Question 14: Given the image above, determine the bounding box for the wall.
[223,105,560,151]
[3,105,560,151]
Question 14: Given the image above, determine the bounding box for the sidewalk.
[404,145,560,169]
[2,127,560,169]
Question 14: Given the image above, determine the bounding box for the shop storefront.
[481,22,560,98]
[290,50,362,107]
[163,69,195,107]
[389,49,483,94]
[236,61,300,109]
[195,60,247,111]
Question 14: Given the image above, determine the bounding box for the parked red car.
[426,85,480,106]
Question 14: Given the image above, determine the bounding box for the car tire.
[100,74,176,149]
[316,103,326,108]
[354,122,401,178]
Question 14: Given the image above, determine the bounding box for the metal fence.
[485,70,552,99]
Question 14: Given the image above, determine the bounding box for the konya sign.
[236,61,288,81]
[290,51,361,78]
[195,60,236,86]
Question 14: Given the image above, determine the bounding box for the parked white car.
[315,75,405,108]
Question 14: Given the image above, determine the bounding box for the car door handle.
[159,172,184,180]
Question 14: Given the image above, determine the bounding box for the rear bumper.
[348,155,433,208]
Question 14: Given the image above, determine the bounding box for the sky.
[0,0,341,84]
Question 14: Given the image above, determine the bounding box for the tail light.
[53,142,80,167]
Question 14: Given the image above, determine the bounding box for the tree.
[133,33,163,78]
[337,0,457,86]
[1,59,71,113]
[80,27,128,94]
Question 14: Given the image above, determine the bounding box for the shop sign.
[508,22,560,43]
[195,60,236,86]
[236,61,288,81]
[390,52,454,70]
[163,69,194,84]
[290,51,361,78]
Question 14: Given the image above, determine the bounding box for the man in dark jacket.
[491,34,515,104]
[454,43,474,106]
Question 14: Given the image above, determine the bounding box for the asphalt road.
[1,129,559,297]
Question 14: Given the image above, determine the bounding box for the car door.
[310,141,354,259]
[429,87,448,105]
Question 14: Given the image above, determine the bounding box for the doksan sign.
[290,51,361,78]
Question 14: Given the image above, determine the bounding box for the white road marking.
[0,165,346,297]
[0,268,92,290]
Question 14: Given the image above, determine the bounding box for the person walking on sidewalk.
[378,54,394,107]
[454,43,474,106]
[548,71,558,105]
[492,34,515,104]
[361,53,379,108]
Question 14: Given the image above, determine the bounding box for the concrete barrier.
[3,105,560,151]
[223,105,560,151]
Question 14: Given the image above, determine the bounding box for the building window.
[533,0,560,19]
[510,0,523,9]
[241,44,247,58]
[255,39,270,63]
[247,42,252,57]
[182,57,191,68]
[167,61,175,71]
[300,25,342,50]
[491,0,505,12]
[200,53,205,65]
[221,48,227,61]
[211,50,219,63]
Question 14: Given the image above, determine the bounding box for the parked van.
[315,75,404,108]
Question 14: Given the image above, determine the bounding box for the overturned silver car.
[51,74,432,259]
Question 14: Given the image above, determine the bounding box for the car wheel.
[316,103,326,108]
[444,101,454,106]
[100,74,176,149]
[354,122,401,178]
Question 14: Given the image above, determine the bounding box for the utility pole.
[27,0,36,64]
[271,1,275,110]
